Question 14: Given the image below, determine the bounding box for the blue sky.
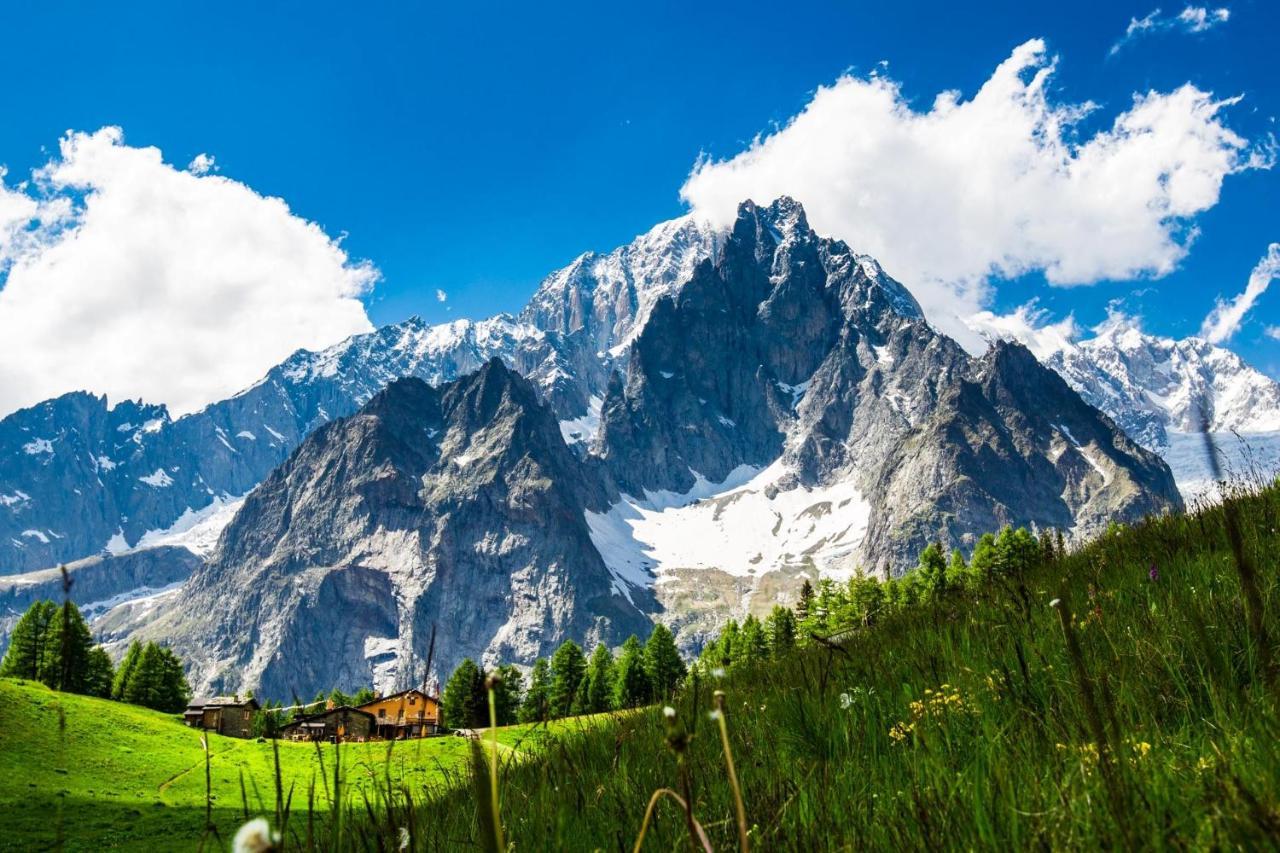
[0,0,1277,414]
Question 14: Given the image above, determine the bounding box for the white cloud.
[966,302,1080,359]
[187,153,216,175]
[0,127,377,418]
[680,39,1269,350]
[1111,6,1231,55]
[435,288,448,303]
[1265,325,1280,341]
[1200,243,1280,343]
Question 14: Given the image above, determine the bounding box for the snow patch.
[20,529,50,544]
[80,581,186,617]
[96,455,117,471]
[0,490,31,507]
[236,431,256,441]
[559,395,604,445]
[22,438,53,455]
[104,529,129,555]
[586,461,871,600]
[134,494,245,556]
[139,468,174,488]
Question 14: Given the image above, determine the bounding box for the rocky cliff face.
[3,195,1200,688]
[0,545,200,650]
[144,361,650,698]
[0,316,588,574]
[590,199,1182,581]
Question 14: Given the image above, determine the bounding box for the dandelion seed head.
[233,818,279,853]
[662,706,676,720]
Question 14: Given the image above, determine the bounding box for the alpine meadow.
[1,2,1279,851]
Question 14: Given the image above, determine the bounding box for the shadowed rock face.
[595,198,1183,572]
[4,196,1187,692]
[150,361,651,699]
[0,545,201,650]
[0,317,589,575]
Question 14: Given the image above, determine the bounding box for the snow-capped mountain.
[0,315,574,574]
[104,198,1183,696]
[1040,318,1280,497]
[1046,319,1280,451]
[521,214,722,356]
[1,197,1203,694]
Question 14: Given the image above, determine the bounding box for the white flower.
[839,692,853,709]
[398,826,411,851]
[662,706,676,720]
[708,709,723,721]
[233,818,279,853]
[1049,598,1062,608]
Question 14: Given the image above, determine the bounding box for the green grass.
[396,482,1280,850]
[6,481,1280,850]
[0,679,577,851]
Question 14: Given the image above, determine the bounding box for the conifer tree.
[442,658,486,728]
[111,640,143,700]
[970,532,998,581]
[918,542,948,601]
[491,663,524,725]
[796,577,815,621]
[612,635,651,709]
[518,658,552,723]
[584,644,616,713]
[549,640,587,718]
[715,619,740,669]
[85,646,114,698]
[0,600,57,680]
[947,549,968,588]
[644,624,686,699]
[37,601,93,692]
[738,615,768,668]
[764,606,797,657]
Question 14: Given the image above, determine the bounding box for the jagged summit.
[1045,321,1280,451]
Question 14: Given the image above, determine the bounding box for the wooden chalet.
[356,688,441,739]
[182,696,260,738]
[281,705,376,742]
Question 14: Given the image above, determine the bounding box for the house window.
[409,696,416,705]
[379,709,386,718]
[244,710,251,721]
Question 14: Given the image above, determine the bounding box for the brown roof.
[281,705,375,729]
[185,696,260,711]
[354,687,439,709]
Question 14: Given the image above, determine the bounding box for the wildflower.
[839,692,853,709]
[1049,598,1061,608]
[398,827,411,851]
[662,706,676,720]
[233,818,279,853]
[708,709,723,722]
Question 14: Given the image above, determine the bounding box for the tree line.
[697,524,1060,673]
[0,598,191,713]
[440,624,687,729]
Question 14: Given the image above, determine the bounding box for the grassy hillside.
[5,482,1279,850]
[383,483,1280,850]
[0,678,575,851]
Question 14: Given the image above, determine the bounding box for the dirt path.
[157,740,244,796]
